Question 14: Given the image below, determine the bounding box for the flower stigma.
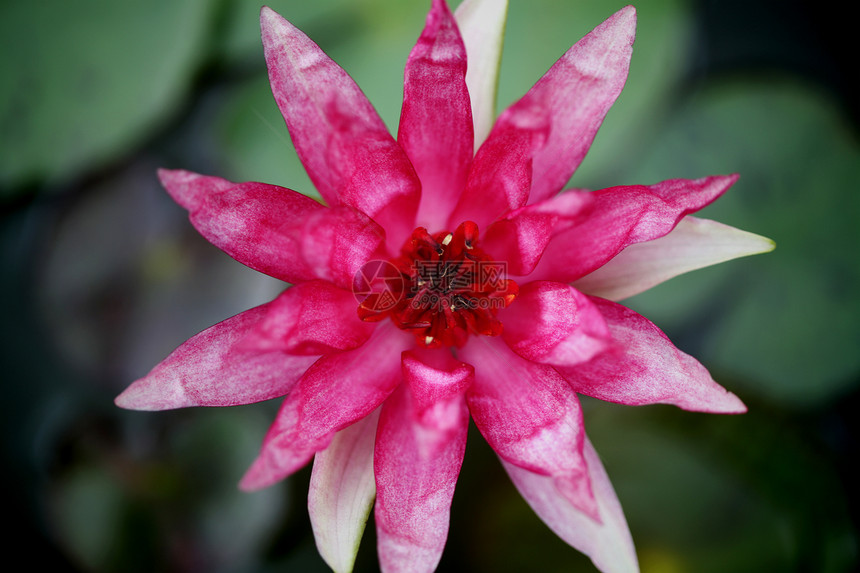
[354,221,518,348]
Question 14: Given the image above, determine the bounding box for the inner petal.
[354,222,518,348]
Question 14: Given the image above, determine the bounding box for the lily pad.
[0,0,214,194]
[585,403,856,573]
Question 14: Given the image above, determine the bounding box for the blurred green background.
[1,0,857,571]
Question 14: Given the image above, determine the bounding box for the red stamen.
[356,222,518,348]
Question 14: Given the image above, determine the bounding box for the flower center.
[355,221,518,348]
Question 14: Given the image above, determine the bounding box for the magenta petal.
[402,348,474,415]
[160,169,320,281]
[399,0,473,231]
[239,325,412,491]
[158,169,385,288]
[115,303,318,411]
[448,107,548,230]
[501,281,611,366]
[512,6,636,205]
[460,337,598,520]
[243,281,375,355]
[159,168,235,211]
[503,438,638,573]
[299,205,388,289]
[482,190,592,276]
[375,377,469,572]
[558,297,746,413]
[530,175,739,283]
[260,7,420,248]
[449,3,638,227]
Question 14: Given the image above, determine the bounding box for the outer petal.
[451,4,637,225]
[400,0,473,231]
[375,352,471,573]
[573,216,777,301]
[454,0,508,150]
[160,167,236,210]
[309,409,380,573]
[115,303,318,410]
[503,438,638,573]
[482,190,592,276]
[261,7,420,248]
[529,175,738,283]
[557,297,746,413]
[402,348,474,416]
[459,337,598,520]
[159,169,385,289]
[500,281,611,366]
[240,325,412,491]
[514,5,635,205]
[242,280,375,355]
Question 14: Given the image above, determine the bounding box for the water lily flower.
[116,1,774,571]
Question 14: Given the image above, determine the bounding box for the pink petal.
[401,349,474,453]
[242,280,375,355]
[573,216,776,301]
[482,190,592,276]
[158,169,385,289]
[503,438,638,573]
[159,168,235,211]
[447,102,548,230]
[529,175,739,283]
[399,0,474,231]
[239,324,412,491]
[454,0,508,150]
[514,6,636,205]
[309,409,380,573]
[115,303,318,411]
[260,7,420,248]
[557,297,747,413]
[375,360,470,573]
[449,5,637,225]
[500,281,611,366]
[459,337,598,520]
[299,205,388,289]
[160,169,319,279]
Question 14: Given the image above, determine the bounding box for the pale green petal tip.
[737,229,777,256]
[310,412,379,573]
[324,495,375,573]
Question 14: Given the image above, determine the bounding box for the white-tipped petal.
[308,410,380,573]
[574,216,776,301]
[454,0,508,150]
[503,438,639,573]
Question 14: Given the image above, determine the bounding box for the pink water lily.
[116,1,773,571]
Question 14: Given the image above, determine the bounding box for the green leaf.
[0,0,215,195]
[585,403,856,573]
[53,467,126,571]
